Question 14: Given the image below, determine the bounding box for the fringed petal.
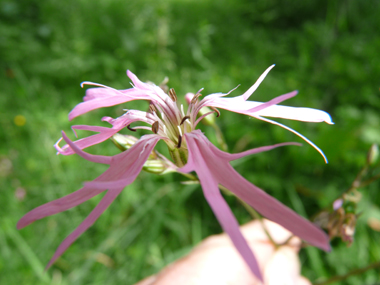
[18,134,161,268]
[58,111,153,155]
[69,87,135,120]
[179,130,330,280]
[182,131,263,282]
[45,187,123,269]
[17,186,106,229]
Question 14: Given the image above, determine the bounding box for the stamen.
[149,103,157,114]
[163,125,167,135]
[177,125,183,136]
[152,121,159,134]
[190,88,204,104]
[180,104,185,117]
[176,135,182,148]
[161,112,165,121]
[168,88,177,102]
[127,125,136,132]
[180,116,190,125]
[191,95,200,104]
[196,87,204,95]
[210,107,220,117]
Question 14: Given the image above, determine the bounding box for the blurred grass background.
[1,0,380,284]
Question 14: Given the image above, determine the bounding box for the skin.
[135,219,312,285]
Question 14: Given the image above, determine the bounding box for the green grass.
[1,0,380,284]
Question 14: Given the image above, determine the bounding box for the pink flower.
[18,66,333,281]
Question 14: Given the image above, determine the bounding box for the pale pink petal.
[46,187,123,269]
[126,70,171,104]
[19,133,162,268]
[57,125,119,155]
[20,134,160,231]
[58,111,153,155]
[201,90,331,162]
[60,131,112,164]
[211,141,302,161]
[17,185,106,229]
[255,116,329,163]
[254,105,334,124]
[182,131,263,281]
[68,88,136,120]
[69,77,153,120]
[179,131,330,278]
[76,134,161,191]
[127,70,152,90]
[241,64,276,100]
[245,90,298,113]
[204,91,333,124]
[218,167,330,251]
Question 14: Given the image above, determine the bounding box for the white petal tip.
[322,112,334,125]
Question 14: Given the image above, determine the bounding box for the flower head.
[18,66,332,281]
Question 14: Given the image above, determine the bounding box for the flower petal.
[70,71,174,121]
[254,105,334,124]
[19,134,161,231]
[45,187,123,269]
[181,131,263,281]
[217,168,330,252]
[69,87,137,120]
[255,116,329,163]
[17,185,107,229]
[202,90,331,162]
[19,133,162,268]
[205,91,333,124]
[179,131,331,277]
[196,65,333,162]
[212,141,302,162]
[59,131,112,164]
[58,111,153,155]
[241,64,275,100]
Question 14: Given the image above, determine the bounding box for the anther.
[127,125,136,132]
[149,103,158,114]
[152,121,159,134]
[176,135,182,148]
[190,88,204,104]
[180,116,190,125]
[210,107,220,117]
[191,94,200,104]
[168,88,177,102]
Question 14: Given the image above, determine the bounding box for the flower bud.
[366,144,379,165]
[111,133,138,151]
[111,133,177,174]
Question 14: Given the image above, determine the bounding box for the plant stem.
[313,261,380,285]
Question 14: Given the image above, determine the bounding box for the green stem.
[358,172,380,188]
[313,261,380,285]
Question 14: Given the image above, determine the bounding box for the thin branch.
[313,261,380,285]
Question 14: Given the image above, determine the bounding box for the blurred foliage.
[1,0,380,284]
